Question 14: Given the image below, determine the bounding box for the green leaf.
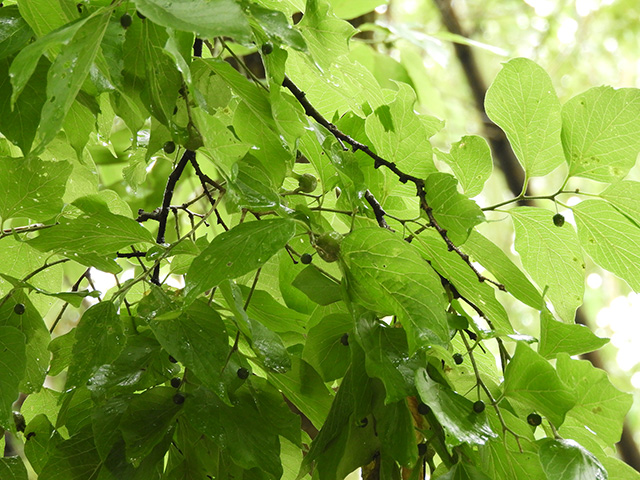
[66,301,126,389]
[184,218,296,303]
[329,0,388,19]
[479,440,545,480]
[0,57,47,154]
[241,287,307,334]
[15,0,74,38]
[184,386,284,478]
[249,4,306,51]
[415,368,496,447]
[462,230,542,310]
[0,326,26,430]
[148,301,230,399]
[87,333,178,399]
[249,317,292,373]
[0,456,28,480]
[133,0,251,42]
[424,173,485,244]
[48,330,74,376]
[340,227,449,352]
[9,16,87,105]
[573,199,640,291]
[538,438,607,480]
[374,399,418,467]
[539,308,608,359]
[302,313,352,382]
[120,387,181,466]
[485,58,564,177]
[438,461,493,480]
[34,12,110,153]
[0,6,34,60]
[562,86,640,182]
[365,83,440,192]
[503,342,575,426]
[297,0,355,70]
[0,157,71,222]
[38,428,102,480]
[436,135,493,197]
[24,414,61,475]
[355,314,424,403]
[0,292,49,393]
[510,207,584,322]
[557,354,632,446]
[268,357,333,430]
[600,180,640,225]
[292,265,343,305]
[28,198,155,257]
[193,109,250,177]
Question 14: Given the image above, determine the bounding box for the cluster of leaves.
[0,0,638,479]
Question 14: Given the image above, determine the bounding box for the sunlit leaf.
[563,86,640,182]
[510,207,584,322]
[485,57,564,177]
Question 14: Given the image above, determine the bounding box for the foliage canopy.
[0,0,638,479]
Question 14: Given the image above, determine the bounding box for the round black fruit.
[300,253,313,265]
[173,392,185,405]
[261,42,274,55]
[340,333,349,346]
[453,353,463,365]
[120,13,132,28]
[553,213,565,227]
[473,400,485,413]
[237,367,250,380]
[163,141,176,154]
[417,402,431,415]
[170,377,181,388]
[527,413,542,426]
[13,303,25,315]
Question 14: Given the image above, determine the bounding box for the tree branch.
[283,76,504,291]
[152,150,194,284]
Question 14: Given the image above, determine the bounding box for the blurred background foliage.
[347,0,640,453]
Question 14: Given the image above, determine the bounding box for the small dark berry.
[173,392,185,405]
[168,355,178,363]
[300,253,313,265]
[553,213,565,227]
[13,412,25,432]
[473,400,485,413]
[13,303,25,315]
[340,333,349,346]
[136,10,146,19]
[163,141,176,154]
[237,367,250,380]
[120,13,132,29]
[170,377,181,388]
[417,402,431,415]
[417,443,427,456]
[527,413,542,426]
[358,417,368,427]
[453,353,464,365]
[261,42,274,55]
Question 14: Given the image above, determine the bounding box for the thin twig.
[0,223,56,240]
[49,268,90,334]
[461,333,523,452]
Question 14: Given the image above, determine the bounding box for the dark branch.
[283,75,503,290]
[364,190,391,230]
[152,150,194,284]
